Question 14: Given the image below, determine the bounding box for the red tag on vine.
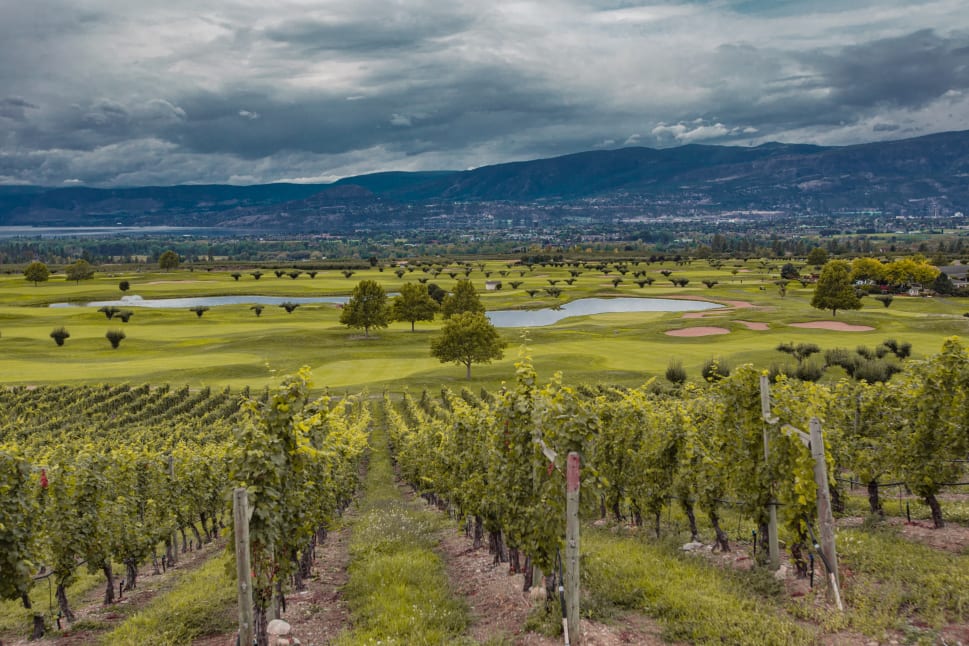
[547,461,554,476]
[40,469,48,489]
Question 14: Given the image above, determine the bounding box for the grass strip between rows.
[337,421,469,645]
[99,551,235,645]
[583,529,816,645]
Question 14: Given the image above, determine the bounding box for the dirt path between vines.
[3,539,223,646]
[430,511,670,645]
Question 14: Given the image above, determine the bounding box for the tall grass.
[99,553,235,645]
[582,530,816,645]
[336,422,469,645]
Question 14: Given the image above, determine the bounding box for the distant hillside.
[3,130,968,229]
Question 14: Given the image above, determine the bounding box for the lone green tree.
[441,279,485,319]
[811,259,861,316]
[340,279,390,337]
[392,282,439,331]
[806,247,829,267]
[158,250,180,271]
[430,311,505,379]
[65,259,95,284]
[24,261,50,286]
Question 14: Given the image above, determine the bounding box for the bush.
[701,357,730,382]
[280,302,300,313]
[189,306,209,318]
[794,359,825,382]
[665,360,687,385]
[117,310,133,323]
[853,358,902,383]
[50,327,70,346]
[119,280,130,292]
[106,330,126,349]
[98,305,119,320]
[874,294,894,307]
[250,305,264,317]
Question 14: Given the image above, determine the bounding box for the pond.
[49,294,722,327]
[486,297,722,327]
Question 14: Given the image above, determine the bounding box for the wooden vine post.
[758,376,781,570]
[760,377,843,610]
[809,418,843,610]
[233,487,255,646]
[565,451,581,645]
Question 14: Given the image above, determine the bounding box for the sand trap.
[736,320,769,330]
[665,326,731,337]
[790,321,874,332]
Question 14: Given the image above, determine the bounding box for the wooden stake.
[759,376,781,570]
[809,418,842,608]
[565,452,580,645]
[234,488,254,646]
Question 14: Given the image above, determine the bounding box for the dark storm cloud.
[808,30,969,109]
[263,11,474,54]
[0,97,39,121]
[2,0,969,186]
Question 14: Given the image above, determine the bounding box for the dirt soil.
[3,539,223,646]
[435,522,672,645]
[838,515,969,553]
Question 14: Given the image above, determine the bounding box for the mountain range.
[2,130,968,230]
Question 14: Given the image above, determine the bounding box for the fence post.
[565,452,581,645]
[759,376,781,570]
[234,487,255,646]
[809,418,842,609]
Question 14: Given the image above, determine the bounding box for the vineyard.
[2,338,969,644]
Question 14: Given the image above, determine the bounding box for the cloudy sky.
[1,0,968,187]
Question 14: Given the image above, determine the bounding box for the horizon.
[3,127,963,190]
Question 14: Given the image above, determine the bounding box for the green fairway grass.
[1,260,965,390]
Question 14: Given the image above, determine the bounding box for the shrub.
[251,271,263,280]
[116,310,133,323]
[189,306,209,318]
[856,345,877,361]
[287,270,301,279]
[250,305,264,317]
[665,360,687,385]
[274,269,285,278]
[794,359,825,382]
[50,327,70,346]
[230,272,241,281]
[106,329,126,349]
[98,305,119,320]
[280,302,300,313]
[119,280,130,292]
[853,358,902,383]
[874,294,894,307]
[701,357,730,382]
[307,271,318,278]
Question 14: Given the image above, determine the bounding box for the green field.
[2,259,966,390]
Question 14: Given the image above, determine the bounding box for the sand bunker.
[665,326,731,337]
[790,321,874,332]
[736,320,769,330]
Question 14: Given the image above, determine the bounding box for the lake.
[486,297,721,327]
[51,295,720,327]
